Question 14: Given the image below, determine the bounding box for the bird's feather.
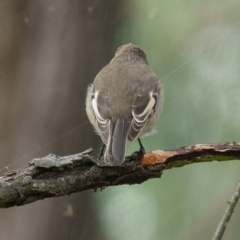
[104,118,128,164]
[128,84,160,141]
[91,91,110,145]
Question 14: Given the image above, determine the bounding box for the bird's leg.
[98,144,106,158]
[137,138,145,155]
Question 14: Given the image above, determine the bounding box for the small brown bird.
[86,43,164,165]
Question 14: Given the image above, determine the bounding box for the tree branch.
[0,142,240,208]
[212,178,240,240]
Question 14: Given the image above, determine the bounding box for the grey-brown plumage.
[86,43,164,165]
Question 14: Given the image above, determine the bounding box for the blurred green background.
[95,1,240,240]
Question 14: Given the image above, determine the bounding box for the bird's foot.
[137,138,145,155]
[98,144,106,159]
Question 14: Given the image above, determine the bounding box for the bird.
[86,43,164,165]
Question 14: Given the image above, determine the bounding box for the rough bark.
[1,142,240,208]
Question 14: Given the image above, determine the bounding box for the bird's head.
[112,43,148,63]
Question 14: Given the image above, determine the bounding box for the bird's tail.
[104,118,128,165]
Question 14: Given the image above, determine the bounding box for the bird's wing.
[128,83,161,141]
[91,88,128,164]
[91,89,110,145]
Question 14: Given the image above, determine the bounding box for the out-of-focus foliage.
[95,1,240,240]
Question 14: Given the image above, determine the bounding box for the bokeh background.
[1,0,240,240]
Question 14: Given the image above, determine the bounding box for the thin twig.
[212,178,240,240]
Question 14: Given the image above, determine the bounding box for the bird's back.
[93,60,159,122]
